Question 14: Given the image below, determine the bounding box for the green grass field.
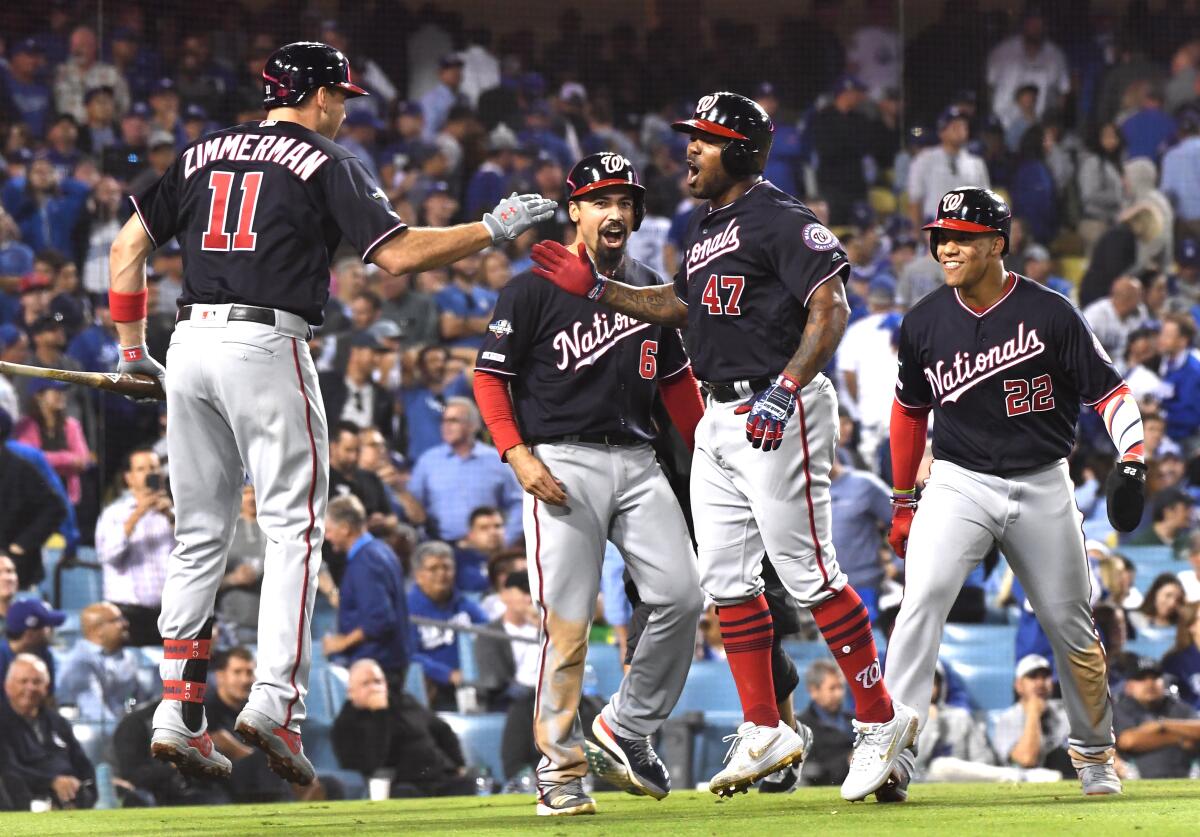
[5,781,1200,836]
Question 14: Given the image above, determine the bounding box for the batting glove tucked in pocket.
[734,373,800,452]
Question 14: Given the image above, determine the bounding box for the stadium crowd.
[4,0,1200,810]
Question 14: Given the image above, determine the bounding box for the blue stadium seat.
[405,662,428,706]
[311,598,337,643]
[586,642,623,698]
[305,666,342,727]
[459,631,479,682]
[57,564,103,611]
[1122,546,1184,591]
[780,640,834,671]
[303,722,338,771]
[1127,627,1175,661]
[953,662,1015,711]
[440,712,506,779]
[673,661,740,714]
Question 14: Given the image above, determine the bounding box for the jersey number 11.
[202,170,263,252]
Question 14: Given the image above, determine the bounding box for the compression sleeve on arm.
[1094,383,1145,462]
[473,371,524,460]
[890,397,931,494]
[659,366,705,452]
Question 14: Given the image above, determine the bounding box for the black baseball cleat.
[591,715,670,800]
[874,745,917,803]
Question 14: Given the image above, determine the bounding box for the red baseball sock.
[718,595,780,728]
[811,585,894,724]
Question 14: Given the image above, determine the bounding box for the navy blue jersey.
[475,258,690,441]
[130,119,407,325]
[895,274,1124,476]
[671,180,849,382]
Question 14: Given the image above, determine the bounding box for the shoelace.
[721,728,754,763]
[847,722,887,775]
[627,736,660,766]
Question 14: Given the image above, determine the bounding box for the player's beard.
[593,224,627,275]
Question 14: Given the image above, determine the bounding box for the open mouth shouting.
[600,223,627,248]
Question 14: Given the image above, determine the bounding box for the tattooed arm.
[598,281,690,329]
[780,277,849,388]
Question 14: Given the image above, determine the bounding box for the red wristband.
[109,288,148,323]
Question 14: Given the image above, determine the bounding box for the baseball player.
[881,187,1147,800]
[105,41,554,783]
[530,92,917,801]
[473,152,705,816]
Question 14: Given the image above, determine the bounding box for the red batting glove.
[887,506,915,559]
[530,241,607,299]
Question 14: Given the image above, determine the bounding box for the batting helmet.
[672,92,774,177]
[922,187,1012,256]
[262,41,368,109]
[565,152,646,231]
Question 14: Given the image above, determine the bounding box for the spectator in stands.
[1,154,89,256]
[1163,604,1200,709]
[27,315,92,433]
[1120,83,1175,162]
[56,601,155,722]
[466,125,520,220]
[14,378,90,507]
[328,421,396,524]
[378,270,439,350]
[906,106,990,227]
[989,654,1072,774]
[474,570,542,778]
[77,175,124,299]
[480,551,528,620]
[1131,573,1187,633]
[1155,313,1200,445]
[1003,84,1040,153]
[0,407,66,588]
[113,697,228,806]
[77,86,119,156]
[420,54,467,141]
[1093,601,1140,691]
[1160,107,1200,242]
[454,506,506,593]
[409,397,523,543]
[1011,125,1059,246]
[1077,122,1127,253]
[986,5,1069,129]
[1123,332,1173,403]
[1122,158,1173,275]
[1180,536,1200,603]
[828,457,892,619]
[399,345,471,461]
[436,253,496,351]
[333,658,476,797]
[0,654,95,809]
[126,129,175,198]
[358,426,425,525]
[407,541,488,711]
[1022,244,1072,298]
[0,328,23,418]
[3,39,51,138]
[204,647,298,803]
[216,484,264,646]
[1129,491,1193,557]
[1113,657,1200,778]
[321,496,411,681]
[1083,276,1149,363]
[319,333,394,442]
[809,75,873,226]
[798,659,855,786]
[94,446,174,645]
[53,25,129,122]
[837,279,897,466]
[0,598,62,688]
[0,555,16,634]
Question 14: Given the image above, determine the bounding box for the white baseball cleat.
[709,720,808,798]
[1072,748,1122,795]
[841,700,919,802]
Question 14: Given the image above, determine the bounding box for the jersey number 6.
[701,274,745,316]
[1004,374,1055,417]
[639,340,658,380]
[202,170,264,252]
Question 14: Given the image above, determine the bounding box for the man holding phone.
[95,446,176,645]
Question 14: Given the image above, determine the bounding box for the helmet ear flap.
[720,139,755,177]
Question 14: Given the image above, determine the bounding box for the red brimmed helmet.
[671,91,774,177]
[262,41,368,109]
[923,187,1012,256]
[565,152,646,230]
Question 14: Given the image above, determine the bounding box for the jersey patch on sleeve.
[488,319,514,337]
[481,351,506,362]
[802,223,840,252]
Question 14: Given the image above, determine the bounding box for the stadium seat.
[673,661,741,714]
[405,662,428,706]
[57,564,103,611]
[305,666,345,727]
[586,642,624,698]
[440,712,506,779]
[71,721,112,765]
[458,631,479,682]
[869,186,897,216]
[1121,546,1185,591]
[1127,626,1175,661]
[303,722,339,772]
[1058,256,1087,288]
[311,598,337,643]
[954,662,1015,711]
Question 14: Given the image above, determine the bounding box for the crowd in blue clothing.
[5,0,1200,805]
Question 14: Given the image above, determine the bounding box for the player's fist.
[483,192,557,242]
[734,373,800,452]
[530,241,607,300]
[116,343,166,402]
[888,506,915,559]
[1105,459,1146,533]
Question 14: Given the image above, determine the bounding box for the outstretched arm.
[530,240,688,328]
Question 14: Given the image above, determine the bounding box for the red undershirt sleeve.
[890,397,931,493]
[659,366,705,452]
[473,371,524,461]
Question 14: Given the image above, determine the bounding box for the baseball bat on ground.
[0,360,165,401]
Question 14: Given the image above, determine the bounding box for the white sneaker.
[709,721,807,798]
[1072,749,1122,796]
[1021,767,1064,783]
[840,701,919,802]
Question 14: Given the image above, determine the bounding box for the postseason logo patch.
[488,319,514,337]
[802,223,840,252]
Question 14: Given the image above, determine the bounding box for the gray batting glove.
[482,192,557,242]
[117,344,167,402]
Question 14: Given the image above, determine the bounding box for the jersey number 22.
[202,170,263,251]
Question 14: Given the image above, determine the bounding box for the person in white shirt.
[1180,533,1200,603]
[837,279,899,472]
[846,0,902,101]
[1082,277,1151,363]
[986,8,1070,131]
[906,107,990,227]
